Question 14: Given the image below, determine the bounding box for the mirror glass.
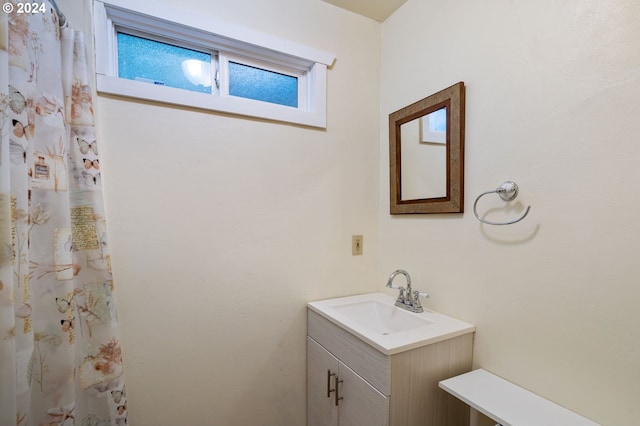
[400,107,447,200]
[389,82,465,214]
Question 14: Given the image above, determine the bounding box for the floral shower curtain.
[0,2,127,425]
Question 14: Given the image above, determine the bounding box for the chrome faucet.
[385,269,429,313]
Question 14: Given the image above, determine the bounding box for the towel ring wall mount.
[473,181,531,225]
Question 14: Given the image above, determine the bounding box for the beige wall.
[59,0,640,424]
[380,1,640,425]
[63,0,382,424]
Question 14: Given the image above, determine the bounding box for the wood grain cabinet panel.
[308,337,389,426]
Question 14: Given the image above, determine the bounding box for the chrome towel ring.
[473,181,531,225]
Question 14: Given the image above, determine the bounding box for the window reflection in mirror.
[420,107,447,144]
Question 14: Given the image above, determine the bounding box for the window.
[116,32,214,94]
[94,0,335,128]
[228,62,298,108]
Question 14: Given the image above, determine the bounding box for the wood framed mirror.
[389,82,465,214]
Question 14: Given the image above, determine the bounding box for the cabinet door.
[337,361,389,426]
[308,337,339,426]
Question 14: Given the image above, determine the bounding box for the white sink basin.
[331,300,433,335]
[308,292,475,355]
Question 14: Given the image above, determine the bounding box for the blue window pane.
[429,108,447,132]
[117,33,212,94]
[228,62,298,108]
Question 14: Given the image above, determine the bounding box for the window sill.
[97,74,328,128]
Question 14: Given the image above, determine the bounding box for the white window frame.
[93,0,336,128]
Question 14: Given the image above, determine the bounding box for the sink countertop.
[308,292,475,355]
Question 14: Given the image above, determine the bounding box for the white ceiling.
[321,0,407,22]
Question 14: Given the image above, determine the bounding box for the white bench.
[439,369,601,426]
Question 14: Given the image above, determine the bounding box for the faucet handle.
[414,291,430,299]
[412,291,429,312]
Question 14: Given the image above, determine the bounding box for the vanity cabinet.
[308,337,389,426]
[307,309,473,426]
